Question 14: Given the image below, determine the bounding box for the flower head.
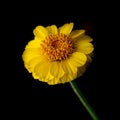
[22,22,94,85]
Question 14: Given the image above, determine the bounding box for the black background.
[2,1,116,120]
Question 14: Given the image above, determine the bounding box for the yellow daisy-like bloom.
[22,22,94,85]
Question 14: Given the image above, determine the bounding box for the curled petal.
[70,29,85,39]
[68,52,87,67]
[46,25,58,34]
[76,37,94,54]
[50,61,64,78]
[59,22,74,35]
[33,26,48,41]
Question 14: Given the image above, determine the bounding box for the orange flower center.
[41,33,74,61]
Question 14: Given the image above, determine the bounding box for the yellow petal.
[77,35,93,42]
[60,75,69,84]
[59,22,74,35]
[77,65,86,77]
[70,29,85,39]
[22,48,41,63]
[86,54,93,63]
[46,25,58,34]
[47,77,60,85]
[33,25,48,41]
[32,72,39,79]
[50,61,64,78]
[60,61,77,82]
[34,61,53,82]
[61,61,73,75]
[77,54,93,77]
[76,40,94,54]
[24,63,31,73]
[26,56,44,72]
[60,75,76,83]
[68,52,87,67]
[25,40,41,49]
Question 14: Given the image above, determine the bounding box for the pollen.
[41,33,74,61]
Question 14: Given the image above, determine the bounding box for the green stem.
[70,80,100,120]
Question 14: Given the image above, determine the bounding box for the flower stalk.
[70,81,100,120]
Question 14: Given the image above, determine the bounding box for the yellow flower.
[22,22,94,85]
